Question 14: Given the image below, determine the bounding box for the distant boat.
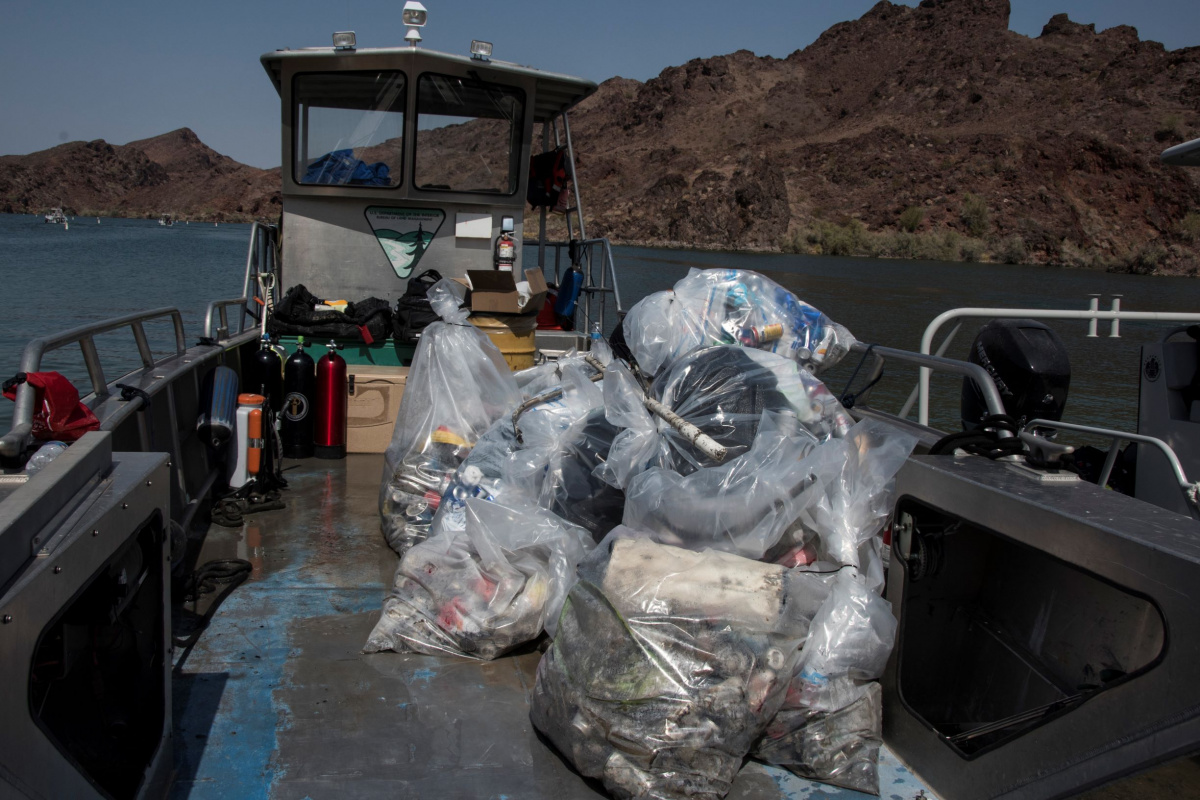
[158,213,174,227]
[44,207,67,224]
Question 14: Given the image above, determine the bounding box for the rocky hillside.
[566,0,1200,272]
[0,128,279,222]
[2,0,1198,271]
[566,0,1200,273]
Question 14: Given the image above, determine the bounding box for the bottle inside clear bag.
[24,441,68,475]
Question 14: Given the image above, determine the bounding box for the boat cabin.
[260,39,597,303]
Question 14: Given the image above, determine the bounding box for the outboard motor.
[961,319,1070,430]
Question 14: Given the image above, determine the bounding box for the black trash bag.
[394,269,443,344]
[268,284,393,344]
[650,346,851,475]
[538,408,626,540]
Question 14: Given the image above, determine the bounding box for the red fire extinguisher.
[314,341,347,459]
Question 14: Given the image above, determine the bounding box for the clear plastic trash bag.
[753,570,897,795]
[598,347,854,495]
[536,407,627,540]
[621,269,856,378]
[531,537,834,800]
[379,279,521,555]
[620,290,707,377]
[433,359,606,532]
[364,497,593,660]
[781,418,918,577]
[621,410,826,560]
[651,346,853,475]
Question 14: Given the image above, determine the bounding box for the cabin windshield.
[414,72,524,195]
[293,71,407,187]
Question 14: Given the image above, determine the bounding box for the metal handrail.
[527,236,625,335]
[906,299,1200,426]
[204,297,250,341]
[1024,418,1199,511]
[850,342,1009,434]
[1,307,186,457]
[234,222,279,337]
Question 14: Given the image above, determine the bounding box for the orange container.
[247,408,263,475]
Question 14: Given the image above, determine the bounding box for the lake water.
[3,212,1199,438]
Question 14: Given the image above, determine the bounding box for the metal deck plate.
[171,455,933,799]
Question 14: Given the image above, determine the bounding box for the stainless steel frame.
[0,432,172,799]
[884,454,1200,800]
[1025,418,1200,517]
[906,301,1200,426]
[0,308,186,458]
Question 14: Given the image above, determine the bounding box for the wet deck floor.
[170,454,933,800]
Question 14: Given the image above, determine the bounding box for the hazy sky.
[2,0,1197,168]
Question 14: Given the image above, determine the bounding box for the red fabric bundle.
[3,371,100,442]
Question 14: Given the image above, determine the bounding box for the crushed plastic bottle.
[24,441,67,475]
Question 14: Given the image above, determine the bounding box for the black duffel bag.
[268,284,393,345]
[393,269,443,344]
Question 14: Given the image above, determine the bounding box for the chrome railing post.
[79,336,108,397]
[131,321,155,368]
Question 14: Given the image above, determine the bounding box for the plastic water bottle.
[589,322,612,364]
[25,441,67,475]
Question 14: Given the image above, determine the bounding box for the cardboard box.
[466,269,548,315]
[346,365,408,454]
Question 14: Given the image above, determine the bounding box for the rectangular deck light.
[332,31,357,50]
[470,40,493,61]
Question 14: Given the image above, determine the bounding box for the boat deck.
[170,454,934,800]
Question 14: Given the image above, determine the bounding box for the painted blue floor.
[170,454,935,799]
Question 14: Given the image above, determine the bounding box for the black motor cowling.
[961,319,1070,429]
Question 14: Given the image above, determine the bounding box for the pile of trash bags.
[371,268,917,797]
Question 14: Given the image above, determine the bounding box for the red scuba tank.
[314,341,347,459]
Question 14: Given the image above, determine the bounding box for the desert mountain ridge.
[2,0,1198,273]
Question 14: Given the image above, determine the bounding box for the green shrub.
[899,206,925,233]
[961,193,990,238]
[997,234,1028,264]
[1157,113,1184,141]
[1179,212,1200,243]
[1124,242,1169,274]
[959,237,986,262]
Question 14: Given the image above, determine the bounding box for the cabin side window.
[413,72,525,195]
[293,71,407,187]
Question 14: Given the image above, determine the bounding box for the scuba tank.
[251,334,284,413]
[314,341,347,459]
[281,336,316,459]
[553,266,585,329]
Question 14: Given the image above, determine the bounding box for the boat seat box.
[467,269,548,315]
[347,366,408,453]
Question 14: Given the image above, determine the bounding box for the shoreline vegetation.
[779,197,1200,276]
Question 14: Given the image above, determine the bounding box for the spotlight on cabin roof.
[332,31,356,51]
[470,40,492,61]
[403,1,426,46]
[402,1,427,27]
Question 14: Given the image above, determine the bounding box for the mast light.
[402,2,427,27]
[403,1,427,47]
